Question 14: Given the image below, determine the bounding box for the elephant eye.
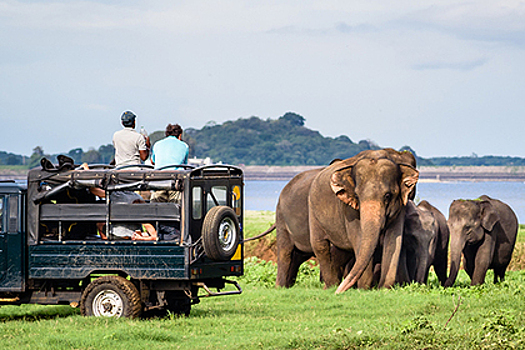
[384,192,392,204]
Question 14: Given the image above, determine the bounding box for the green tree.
[28,146,46,168]
[82,149,102,164]
[67,148,84,163]
[97,144,115,164]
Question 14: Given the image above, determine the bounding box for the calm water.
[245,180,525,223]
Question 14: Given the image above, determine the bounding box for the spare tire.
[202,206,241,261]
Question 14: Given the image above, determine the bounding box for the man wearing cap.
[112,111,151,167]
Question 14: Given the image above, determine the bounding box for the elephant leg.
[396,245,411,285]
[276,225,307,288]
[432,249,448,286]
[310,220,340,288]
[357,261,374,289]
[493,266,506,283]
[313,241,341,288]
[287,249,313,286]
[471,234,495,285]
[463,247,475,280]
[378,212,405,288]
[330,245,354,282]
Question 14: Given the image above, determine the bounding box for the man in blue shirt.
[151,124,189,169]
[150,124,189,203]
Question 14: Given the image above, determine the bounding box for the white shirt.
[112,127,147,167]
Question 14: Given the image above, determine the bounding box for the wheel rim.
[92,289,124,317]
[218,217,237,252]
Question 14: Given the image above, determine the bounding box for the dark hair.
[165,124,183,138]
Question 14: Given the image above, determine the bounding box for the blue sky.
[1,0,524,158]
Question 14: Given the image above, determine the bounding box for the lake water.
[245,180,525,223]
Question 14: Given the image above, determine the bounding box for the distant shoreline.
[2,165,525,182]
[241,165,525,182]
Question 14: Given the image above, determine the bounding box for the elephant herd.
[274,149,518,293]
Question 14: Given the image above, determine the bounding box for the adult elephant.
[445,195,518,287]
[275,167,322,288]
[277,149,417,293]
[398,200,449,286]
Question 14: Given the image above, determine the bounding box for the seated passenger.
[109,222,157,241]
[158,222,181,243]
[150,123,189,203]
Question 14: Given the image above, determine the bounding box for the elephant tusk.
[335,275,358,294]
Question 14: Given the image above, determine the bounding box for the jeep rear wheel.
[80,276,142,319]
[202,206,240,261]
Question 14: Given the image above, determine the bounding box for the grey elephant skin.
[445,195,518,287]
[398,200,449,286]
[275,149,419,293]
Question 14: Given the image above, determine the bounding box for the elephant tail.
[243,223,276,242]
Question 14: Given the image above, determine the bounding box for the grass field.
[1,211,524,350]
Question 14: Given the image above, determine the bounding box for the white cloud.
[1,0,524,157]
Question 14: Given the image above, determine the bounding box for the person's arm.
[138,134,151,162]
[132,224,157,241]
[90,187,106,198]
[150,145,155,165]
[139,149,150,162]
[183,145,189,164]
[80,163,106,198]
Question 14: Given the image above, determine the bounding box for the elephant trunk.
[444,234,465,287]
[335,201,384,294]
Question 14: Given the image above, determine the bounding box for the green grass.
[1,212,525,349]
[244,210,275,239]
[1,268,525,349]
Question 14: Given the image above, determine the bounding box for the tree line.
[2,112,525,167]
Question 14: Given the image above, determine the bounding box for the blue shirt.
[151,136,189,169]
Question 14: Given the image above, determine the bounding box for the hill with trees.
[2,112,525,167]
[183,112,379,165]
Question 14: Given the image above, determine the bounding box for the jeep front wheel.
[80,276,142,319]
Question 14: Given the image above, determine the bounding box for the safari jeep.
[0,160,244,318]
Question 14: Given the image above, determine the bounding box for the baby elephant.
[398,200,449,286]
[445,195,518,287]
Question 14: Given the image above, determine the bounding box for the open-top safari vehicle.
[0,159,244,318]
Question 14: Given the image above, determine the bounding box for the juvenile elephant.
[398,200,449,286]
[445,195,518,287]
[275,148,419,293]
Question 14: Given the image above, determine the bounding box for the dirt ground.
[245,236,277,262]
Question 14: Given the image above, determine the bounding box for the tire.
[80,276,142,319]
[202,206,240,261]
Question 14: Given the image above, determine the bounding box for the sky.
[1,0,524,158]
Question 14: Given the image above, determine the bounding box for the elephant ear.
[399,164,419,206]
[330,168,359,210]
[480,200,500,232]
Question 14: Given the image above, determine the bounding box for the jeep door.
[0,192,25,291]
[0,195,6,284]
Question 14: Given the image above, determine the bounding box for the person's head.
[165,124,183,139]
[121,111,136,128]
